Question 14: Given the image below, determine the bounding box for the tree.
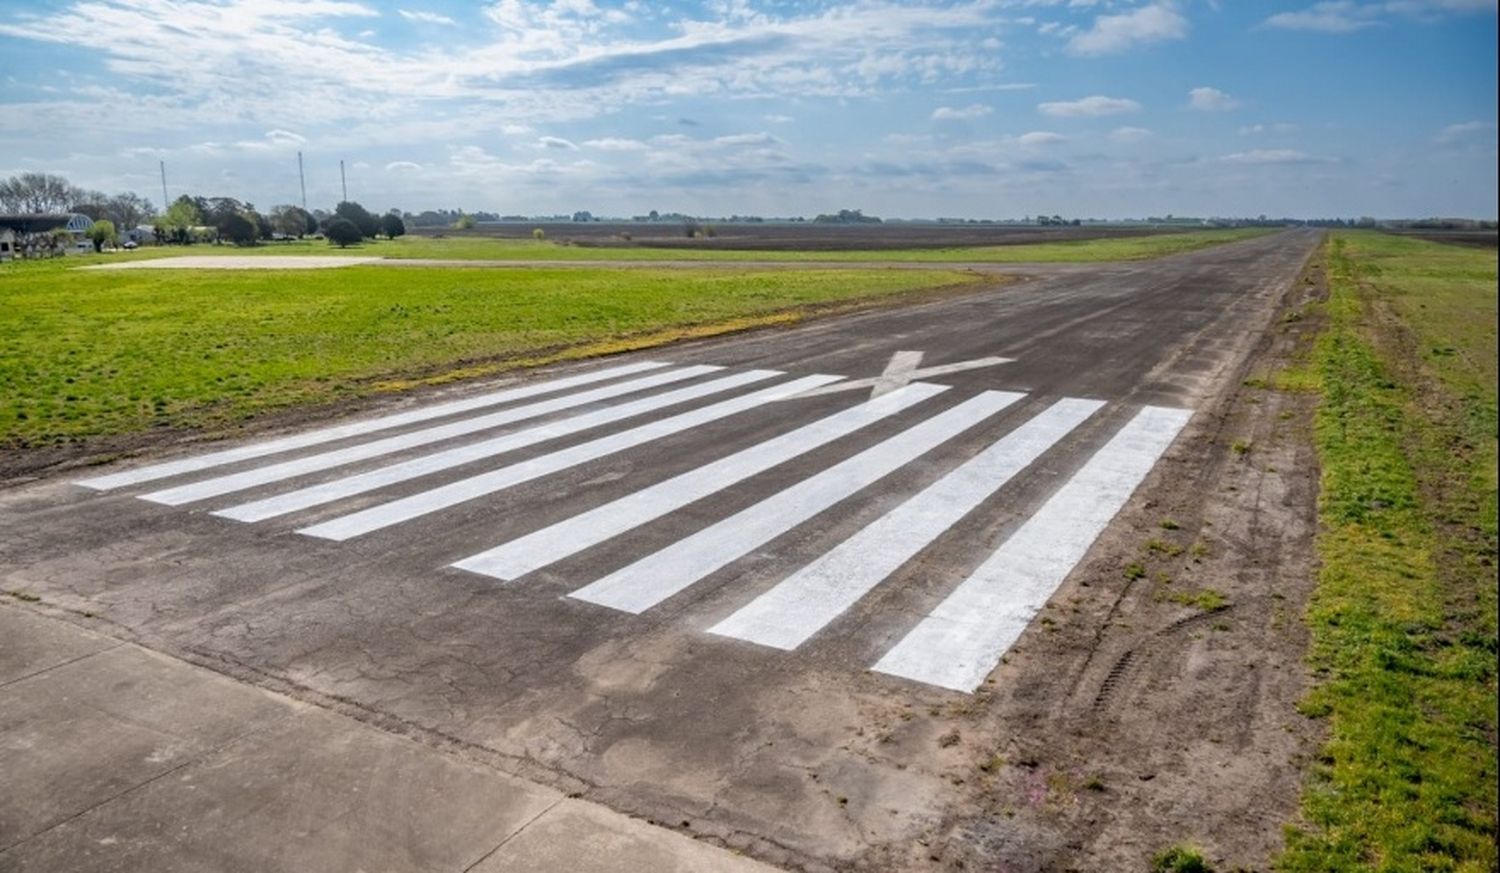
[104,193,152,231]
[380,213,406,239]
[271,205,312,238]
[453,212,476,230]
[160,196,203,245]
[219,212,258,246]
[87,219,117,253]
[201,197,247,229]
[323,217,362,248]
[69,189,110,220]
[334,201,378,237]
[0,172,79,213]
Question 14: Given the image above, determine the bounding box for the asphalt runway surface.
[0,229,1321,869]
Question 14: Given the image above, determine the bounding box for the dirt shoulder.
[895,241,1330,871]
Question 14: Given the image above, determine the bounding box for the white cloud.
[385,160,421,172]
[1038,95,1141,117]
[1265,2,1378,31]
[537,136,579,150]
[1238,122,1300,135]
[713,132,780,146]
[582,137,648,151]
[1014,131,1066,146]
[1188,86,1240,111]
[1219,149,1328,165]
[398,9,456,25]
[1266,0,1498,32]
[264,129,307,146]
[1434,120,1497,144]
[1109,126,1153,143]
[763,114,795,124]
[932,103,993,121]
[1067,2,1189,56]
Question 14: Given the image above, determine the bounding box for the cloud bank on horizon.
[0,0,1495,218]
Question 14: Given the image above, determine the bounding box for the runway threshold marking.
[794,350,1013,399]
[75,360,669,491]
[569,390,1023,614]
[297,372,843,541]
[871,405,1193,693]
[73,356,1196,695]
[140,365,722,506]
[451,382,948,582]
[215,369,781,522]
[707,397,1104,651]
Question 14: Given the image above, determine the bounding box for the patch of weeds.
[6,590,40,603]
[1083,776,1106,792]
[1168,589,1228,612]
[1123,562,1147,581]
[1160,518,1181,530]
[1146,538,1185,557]
[1243,376,1271,389]
[1152,844,1213,873]
[1231,440,1252,456]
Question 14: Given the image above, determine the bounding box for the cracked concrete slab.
[0,606,780,873]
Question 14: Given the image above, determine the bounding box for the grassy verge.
[74,227,1275,264]
[0,260,973,447]
[1278,232,1497,871]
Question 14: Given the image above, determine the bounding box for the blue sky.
[1,0,1495,219]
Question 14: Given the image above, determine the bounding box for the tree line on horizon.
[0,172,403,250]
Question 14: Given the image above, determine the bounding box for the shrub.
[1151,845,1212,873]
[323,217,362,248]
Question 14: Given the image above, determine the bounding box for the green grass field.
[106,227,1275,264]
[1279,232,1497,872]
[0,260,973,449]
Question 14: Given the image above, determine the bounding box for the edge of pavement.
[0,602,781,873]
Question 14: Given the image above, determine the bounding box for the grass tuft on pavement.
[1278,232,1497,872]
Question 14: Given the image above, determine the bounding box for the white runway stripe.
[298,373,845,541]
[872,405,1193,693]
[139,365,721,506]
[709,397,1103,651]
[572,391,1023,614]
[75,361,669,491]
[215,369,779,522]
[452,382,949,582]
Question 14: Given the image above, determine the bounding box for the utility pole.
[159,161,169,212]
[339,159,347,204]
[298,151,307,211]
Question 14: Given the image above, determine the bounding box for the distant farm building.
[0,213,94,260]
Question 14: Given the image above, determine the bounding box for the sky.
[1,0,1496,220]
